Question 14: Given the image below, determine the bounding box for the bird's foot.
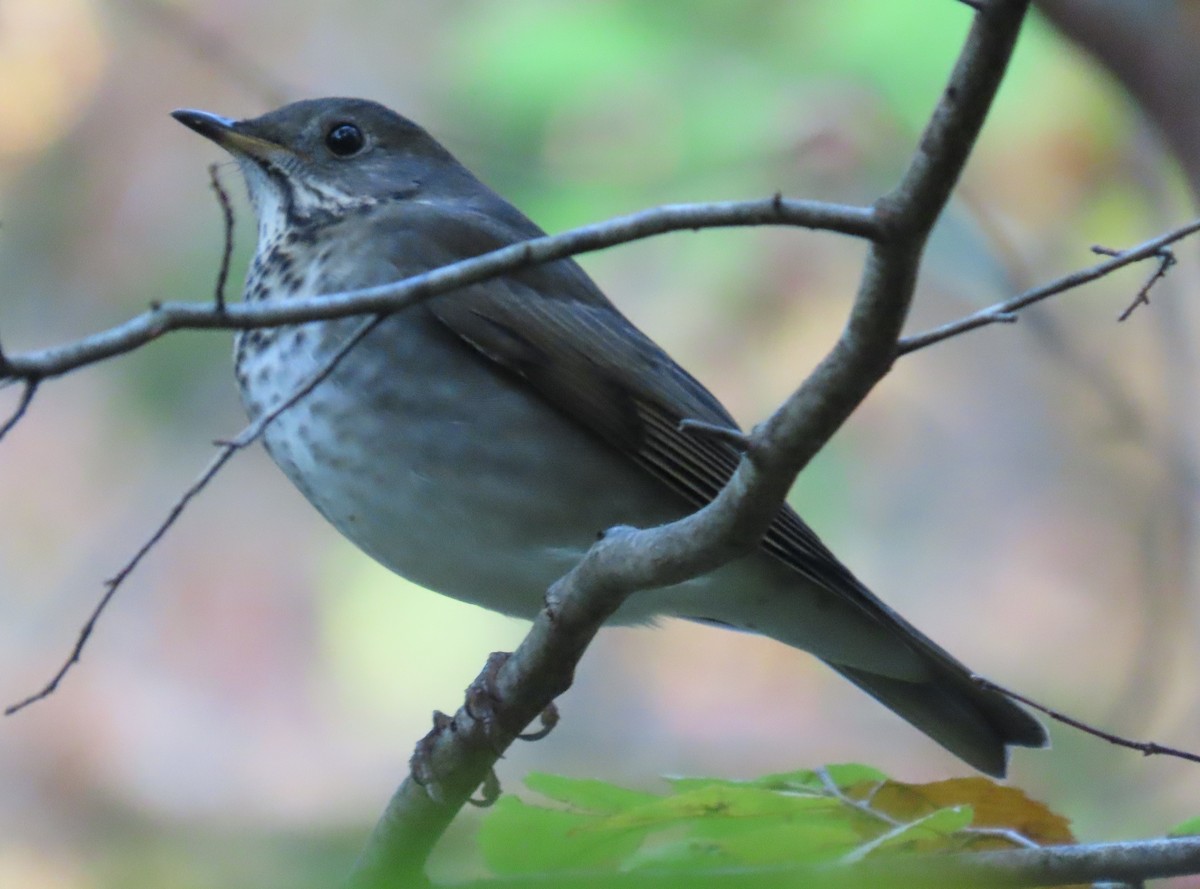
[518,701,560,742]
[465,651,560,751]
[409,710,454,803]
[409,709,503,807]
[466,767,502,808]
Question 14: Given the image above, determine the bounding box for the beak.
[171,108,286,162]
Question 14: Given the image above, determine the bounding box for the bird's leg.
[409,708,505,806]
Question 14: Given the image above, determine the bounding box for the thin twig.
[897,218,1200,354]
[842,810,953,864]
[817,766,1039,853]
[4,442,240,716]
[0,378,38,444]
[973,675,1200,765]
[206,163,235,313]
[0,197,879,384]
[5,316,382,715]
[816,767,902,828]
[1108,245,1176,322]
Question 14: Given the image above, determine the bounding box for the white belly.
[238,310,685,619]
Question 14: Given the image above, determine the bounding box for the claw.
[409,710,454,803]
[517,701,560,741]
[465,651,513,754]
[466,768,502,808]
[465,651,561,747]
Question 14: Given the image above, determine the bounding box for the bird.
[171,97,1046,777]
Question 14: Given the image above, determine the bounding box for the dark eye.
[325,123,365,157]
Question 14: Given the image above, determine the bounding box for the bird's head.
[173,97,472,238]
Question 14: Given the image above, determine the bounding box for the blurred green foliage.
[472,764,1070,886]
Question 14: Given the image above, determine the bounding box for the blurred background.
[2,0,1199,885]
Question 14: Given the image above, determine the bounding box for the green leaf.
[621,837,739,872]
[1170,816,1200,838]
[819,763,891,789]
[759,764,889,792]
[662,775,764,794]
[665,764,889,796]
[696,818,866,866]
[914,805,975,836]
[596,783,840,833]
[481,769,992,877]
[478,796,644,875]
[867,806,976,857]
[524,772,663,814]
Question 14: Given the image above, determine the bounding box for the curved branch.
[0,197,877,382]
[348,2,1031,885]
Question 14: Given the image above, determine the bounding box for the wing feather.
[383,199,883,617]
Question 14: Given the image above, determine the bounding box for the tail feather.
[830,661,1048,778]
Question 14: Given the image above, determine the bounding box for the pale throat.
[238,158,376,250]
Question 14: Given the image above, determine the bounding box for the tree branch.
[897,217,1200,354]
[0,197,876,384]
[347,2,1032,885]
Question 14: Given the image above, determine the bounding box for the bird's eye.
[325,123,365,157]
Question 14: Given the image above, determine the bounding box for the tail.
[829,657,1048,778]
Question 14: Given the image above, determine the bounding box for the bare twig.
[897,218,1200,354]
[0,378,38,445]
[0,198,878,384]
[1099,244,1176,322]
[4,443,239,716]
[5,316,382,715]
[973,675,1200,765]
[815,765,1041,858]
[206,163,235,313]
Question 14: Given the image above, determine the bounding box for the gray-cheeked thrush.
[172,98,1046,776]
